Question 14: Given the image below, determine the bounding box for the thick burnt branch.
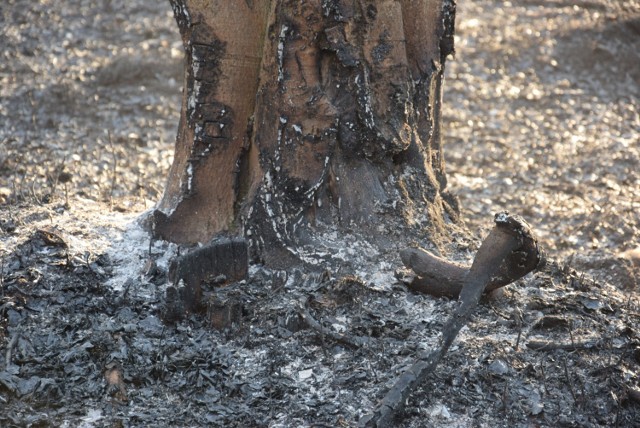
[360,212,544,427]
[401,212,544,297]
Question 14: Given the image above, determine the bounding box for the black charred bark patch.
[168,238,248,312]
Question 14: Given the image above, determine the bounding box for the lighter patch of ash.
[293,227,398,291]
[277,24,288,83]
[186,162,194,192]
[104,209,176,293]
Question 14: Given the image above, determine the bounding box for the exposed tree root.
[401,214,544,298]
[360,212,544,427]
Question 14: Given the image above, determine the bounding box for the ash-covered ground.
[1,1,639,427]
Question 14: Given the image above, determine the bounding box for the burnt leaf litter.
[1,0,640,427]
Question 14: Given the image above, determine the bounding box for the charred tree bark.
[154,0,458,266]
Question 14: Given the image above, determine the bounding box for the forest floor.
[1,0,639,427]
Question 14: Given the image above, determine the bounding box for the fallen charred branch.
[360,212,544,427]
[401,215,544,298]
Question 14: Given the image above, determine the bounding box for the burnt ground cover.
[1,0,639,426]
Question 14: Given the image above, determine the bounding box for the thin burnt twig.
[5,332,19,369]
[562,356,578,403]
[296,298,371,350]
[527,339,616,352]
[107,130,117,209]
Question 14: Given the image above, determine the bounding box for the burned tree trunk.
[154,0,458,267]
